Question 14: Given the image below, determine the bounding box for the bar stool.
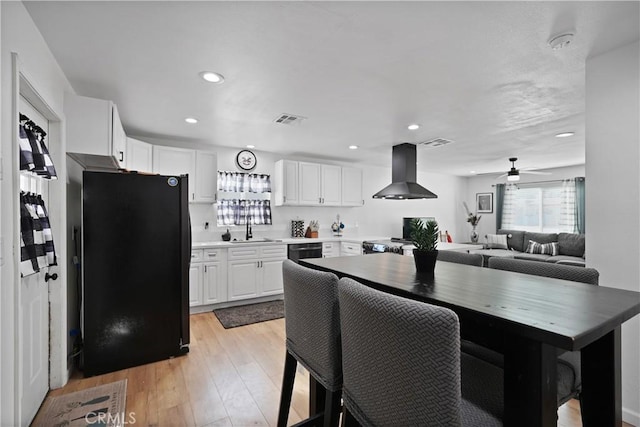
[277,260,342,427]
[338,277,503,426]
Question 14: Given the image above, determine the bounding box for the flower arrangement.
[463,202,482,227]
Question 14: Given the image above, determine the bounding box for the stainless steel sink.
[230,238,282,243]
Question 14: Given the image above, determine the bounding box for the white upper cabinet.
[321,164,342,206]
[194,151,218,203]
[126,137,152,173]
[152,145,196,200]
[65,94,127,169]
[341,167,364,206]
[152,146,216,203]
[299,162,322,205]
[275,160,362,207]
[274,159,299,205]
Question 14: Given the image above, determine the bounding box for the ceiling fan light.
[507,173,520,182]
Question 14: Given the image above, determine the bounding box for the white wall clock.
[236,150,257,171]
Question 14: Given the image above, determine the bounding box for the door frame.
[5,53,67,425]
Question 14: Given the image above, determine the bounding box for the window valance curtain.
[217,171,271,193]
[216,200,272,226]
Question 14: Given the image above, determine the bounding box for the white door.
[260,259,284,295]
[342,167,364,206]
[203,262,225,304]
[282,160,299,205]
[19,97,50,426]
[126,137,152,173]
[299,162,321,205]
[228,260,259,300]
[189,264,203,307]
[321,165,342,206]
[152,145,196,200]
[194,151,217,203]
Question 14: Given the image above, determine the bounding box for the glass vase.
[470,226,479,243]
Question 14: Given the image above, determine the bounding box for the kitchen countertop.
[192,236,388,249]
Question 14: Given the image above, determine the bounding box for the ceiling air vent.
[418,138,454,148]
[274,113,306,125]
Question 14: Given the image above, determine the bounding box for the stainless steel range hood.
[372,143,437,200]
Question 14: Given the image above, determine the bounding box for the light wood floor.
[35,312,616,427]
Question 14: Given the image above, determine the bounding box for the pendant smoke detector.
[548,32,574,50]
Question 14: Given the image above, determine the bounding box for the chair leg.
[323,389,342,427]
[277,351,298,427]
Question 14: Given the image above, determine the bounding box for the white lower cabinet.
[189,263,203,307]
[340,241,362,256]
[323,242,340,258]
[228,244,287,301]
[190,249,227,307]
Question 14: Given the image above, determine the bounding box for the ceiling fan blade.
[495,173,508,179]
[520,170,551,175]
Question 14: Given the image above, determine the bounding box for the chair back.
[282,259,342,391]
[438,250,483,267]
[488,257,599,285]
[338,277,461,426]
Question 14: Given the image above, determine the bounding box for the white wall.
[1,2,73,425]
[464,164,586,241]
[138,139,467,243]
[586,40,640,425]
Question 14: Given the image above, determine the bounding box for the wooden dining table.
[300,253,640,427]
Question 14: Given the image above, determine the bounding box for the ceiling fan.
[497,157,551,181]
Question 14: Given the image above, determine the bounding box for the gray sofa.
[471,229,586,267]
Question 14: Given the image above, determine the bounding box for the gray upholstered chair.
[278,260,342,427]
[438,250,484,267]
[338,277,503,427]
[475,257,600,408]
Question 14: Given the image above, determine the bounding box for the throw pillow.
[525,240,559,256]
[486,234,508,249]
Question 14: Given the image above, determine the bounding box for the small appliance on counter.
[222,229,231,241]
[291,220,305,237]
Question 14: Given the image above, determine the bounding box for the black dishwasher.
[288,242,323,263]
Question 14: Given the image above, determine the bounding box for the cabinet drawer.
[228,246,260,260]
[191,249,203,263]
[323,242,335,250]
[341,241,362,255]
[203,248,226,261]
[260,245,287,259]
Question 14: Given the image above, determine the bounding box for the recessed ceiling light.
[349,145,359,150]
[199,71,225,84]
[246,145,255,149]
[469,170,476,174]
[408,124,420,130]
[185,117,198,124]
[555,132,575,138]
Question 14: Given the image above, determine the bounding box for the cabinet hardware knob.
[119,151,124,162]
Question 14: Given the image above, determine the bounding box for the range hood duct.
[372,143,437,200]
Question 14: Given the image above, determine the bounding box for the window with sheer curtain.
[501,180,577,233]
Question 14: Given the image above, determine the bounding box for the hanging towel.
[19,192,57,277]
[19,114,57,179]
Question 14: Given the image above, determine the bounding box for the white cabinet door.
[189,264,203,307]
[321,164,342,206]
[342,167,364,206]
[275,159,299,205]
[112,104,127,168]
[195,151,217,203]
[228,260,259,301]
[203,262,227,304]
[152,146,196,200]
[322,242,340,258]
[260,259,284,295]
[299,162,322,205]
[126,137,152,173]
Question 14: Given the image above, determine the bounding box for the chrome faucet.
[245,214,253,241]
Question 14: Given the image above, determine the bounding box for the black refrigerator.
[82,171,190,376]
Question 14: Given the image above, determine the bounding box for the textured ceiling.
[24,1,640,176]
